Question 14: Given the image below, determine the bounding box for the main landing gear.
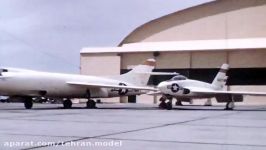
[86,99,96,109]
[24,97,33,109]
[225,101,235,110]
[86,90,97,109]
[63,99,72,109]
[62,98,97,109]
[159,96,173,110]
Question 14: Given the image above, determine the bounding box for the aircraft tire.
[63,99,72,109]
[159,101,167,109]
[86,99,96,109]
[24,98,33,109]
[166,101,172,110]
[225,101,235,110]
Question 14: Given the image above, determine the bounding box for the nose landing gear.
[158,96,173,110]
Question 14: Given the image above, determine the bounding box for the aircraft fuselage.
[157,79,219,98]
[0,71,141,98]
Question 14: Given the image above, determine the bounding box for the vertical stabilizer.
[114,59,155,86]
[212,64,229,89]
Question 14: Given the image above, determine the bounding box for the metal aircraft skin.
[0,59,158,109]
[154,64,266,110]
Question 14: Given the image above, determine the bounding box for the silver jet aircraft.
[0,59,159,109]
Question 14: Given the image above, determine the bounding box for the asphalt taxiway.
[1,103,266,150]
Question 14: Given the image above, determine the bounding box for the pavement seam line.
[23,111,239,150]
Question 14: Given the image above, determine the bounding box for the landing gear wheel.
[225,101,235,110]
[159,96,167,109]
[24,98,33,109]
[63,99,72,109]
[159,101,167,109]
[175,100,183,106]
[86,99,97,109]
[166,101,173,110]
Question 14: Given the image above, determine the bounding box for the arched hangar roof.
[119,0,266,46]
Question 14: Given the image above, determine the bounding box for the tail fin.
[115,59,155,86]
[212,64,229,89]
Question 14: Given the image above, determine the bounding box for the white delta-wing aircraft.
[0,59,168,109]
[153,64,266,110]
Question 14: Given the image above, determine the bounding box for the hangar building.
[80,0,266,104]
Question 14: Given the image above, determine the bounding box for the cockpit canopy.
[170,75,187,81]
[0,69,8,72]
[0,69,8,76]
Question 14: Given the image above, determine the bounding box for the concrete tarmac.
[0,103,266,150]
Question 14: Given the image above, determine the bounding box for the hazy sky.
[0,0,212,73]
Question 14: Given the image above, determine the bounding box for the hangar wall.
[121,52,191,69]
[80,54,120,76]
[229,50,266,68]
[120,49,266,69]
[120,49,266,85]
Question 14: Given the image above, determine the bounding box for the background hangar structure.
[80,0,266,104]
